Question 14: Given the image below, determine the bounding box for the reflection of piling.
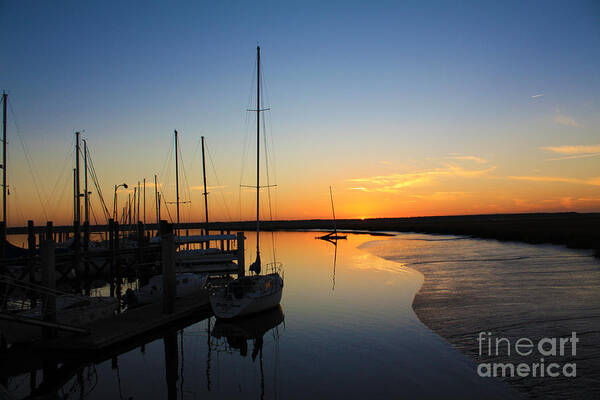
[163,331,179,400]
[41,239,56,340]
[237,232,245,277]
[161,221,176,314]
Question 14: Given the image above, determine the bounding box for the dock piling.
[161,221,176,314]
[27,220,35,283]
[41,239,56,340]
[237,231,245,277]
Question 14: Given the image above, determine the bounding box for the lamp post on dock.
[113,183,128,221]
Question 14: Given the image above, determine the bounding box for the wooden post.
[27,220,35,283]
[227,230,231,251]
[137,221,144,264]
[114,221,121,302]
[41,239,56,340]
[46,221,53,242]
[0,221,5,259]
[161,221,175,314]
[73,220,80,277]
[237,232,245,277]
[220,230,224,251]
[83,221,89,277]
[108,219,115,297]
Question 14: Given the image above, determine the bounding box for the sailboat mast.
[330,186,337,234]
[2,92,7,228]
[256,46,261,259]
[174,130,180,237]
[75,131,81,225]
[83,139,89,225]
[154,175,160,225]
[143,178,146,224]
[201,136,209,236]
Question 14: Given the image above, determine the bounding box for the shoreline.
[362,233,600,400]
[213,213,600,256]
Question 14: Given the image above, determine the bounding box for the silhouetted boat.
[123,272,208,308]
[318,186,347,240]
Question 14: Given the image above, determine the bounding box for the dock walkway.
[42,293,211,351]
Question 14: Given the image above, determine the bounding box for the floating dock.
[41,293,211,351]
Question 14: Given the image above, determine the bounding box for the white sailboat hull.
[209,274,283,319]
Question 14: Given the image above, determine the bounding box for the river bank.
[361,233,600,399]
[209,212,600,257]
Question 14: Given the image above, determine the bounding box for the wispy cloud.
[547,153,600,161]
[190,185,226,191]
[531,94,543,98]
[509,176,600,186]
[541,144,600,161]
[542,144,600,155]
[553,114,582,128]
[410,191,471,201]
[348,165,495,193]
[446,155,487,164]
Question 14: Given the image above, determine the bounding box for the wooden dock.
[41,293,212,351]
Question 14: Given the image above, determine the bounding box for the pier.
[0,221,244,354]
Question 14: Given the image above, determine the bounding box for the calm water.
[4,232,520,399]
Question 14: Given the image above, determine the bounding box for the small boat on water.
[209,46,283,319]
[318,186,347,241]
[123,272,208,308]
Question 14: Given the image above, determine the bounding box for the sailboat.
[318,186,347,241]
[208,46,284,319]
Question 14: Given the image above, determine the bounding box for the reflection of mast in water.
[332,240,338,292]
[210,306,284,398]
[321,237,340,292]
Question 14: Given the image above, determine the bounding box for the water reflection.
[2,232,527,399]
[210,306,284,400]
[317,237,340,292]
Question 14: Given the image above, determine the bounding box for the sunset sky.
[1,1,599,226]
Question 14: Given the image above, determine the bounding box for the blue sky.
[1,1,599,224]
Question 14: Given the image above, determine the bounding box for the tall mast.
[143,178,146,224]
[174,130,180,237]
[256,46,261,262]
[137,181,140,222]
[73,169,76,221]
[2,92,7,228]
[83,139,89,225]
[201,136,209,236]
[154,174,159,223]
[330,186,337,234]
[75,131,81,225]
